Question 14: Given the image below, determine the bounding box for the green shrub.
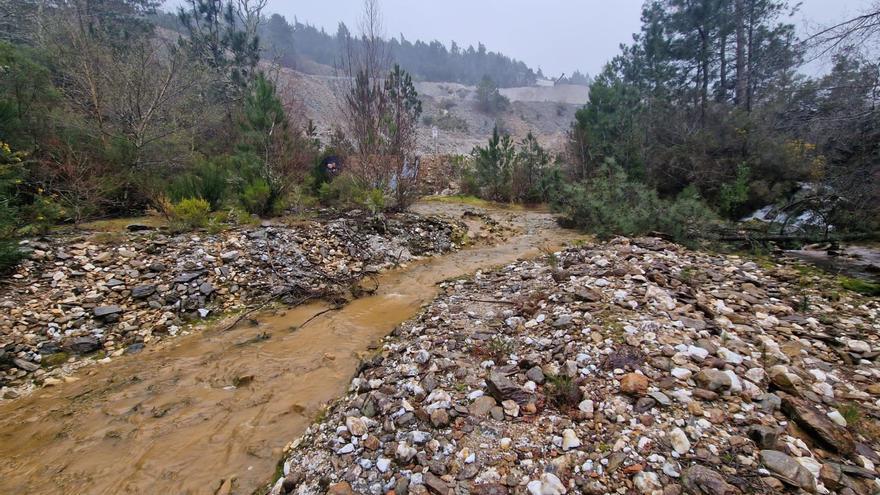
[0,241,23,274]
[167,156,232,210]
[363,188,386,214]
[0,140,24,273]
[171,198,211,230]
[662,186,719,245]
[318,174,366,209]
[240,178,274,215]
[718,164,751,218]
[552,161,719,244]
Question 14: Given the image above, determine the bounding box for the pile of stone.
[0,212,463,395]
[269,237,880,495]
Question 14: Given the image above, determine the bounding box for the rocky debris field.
[269,237,880,495]
[0,212,463,398]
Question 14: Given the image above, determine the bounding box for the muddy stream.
[0,203,578,495]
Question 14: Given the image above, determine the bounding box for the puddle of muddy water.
[785,244,880,283]
[0,204,578,495]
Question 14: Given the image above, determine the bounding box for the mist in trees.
[257,13,538,87]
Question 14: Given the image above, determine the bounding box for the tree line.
[461,0,879,243]
[0,0,427,273]
[152,9,539,88]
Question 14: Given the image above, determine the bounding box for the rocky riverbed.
[269,236,880,495]
[0,211,464,399]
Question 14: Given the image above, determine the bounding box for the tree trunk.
[699,27,709,124]
[746,0,755,112]
[718,31,728,103]
[735,0,747,107]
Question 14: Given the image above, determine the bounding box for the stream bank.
[0,210,464,399]
[268,237,880,495]
[0,201,579,495]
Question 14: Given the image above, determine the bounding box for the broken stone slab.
[759,450,817,493]
[485,372,531,405]
[679,465,740,494]
[13,358,39,372]
[93,305,122,318]
[173,271,204,284]
[780,393,855,455]
[131,285,156,299]
[63,336,101,354]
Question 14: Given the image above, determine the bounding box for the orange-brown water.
[0,202,577,495]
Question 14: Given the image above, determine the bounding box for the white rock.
[396,443,416,462]
[848,340,871,353]
[662,461,681,478]
[671,368,692,380]
[687,345,709,361]
[633,471,662,493]
[724,370,743,394]
[414,349,431,364]
[345,416,368,437]
[669,427,691,454]
[376,457,391,473]
[578,399,594,415]
[717,347,743,365]
[745,368,766,383]
[828,410,847,426]
[562,429,581,450]
[527,473,566,495]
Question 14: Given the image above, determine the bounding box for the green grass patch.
[41,352,70,367]
[422,194,527,211]
[839,276,880,297]
[78,216,167,232]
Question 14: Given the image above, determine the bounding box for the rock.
[759,450,817,493]
[716,347,743,365]
[671,367,692,380]
[345,416,367,437]
[327,481,356,495]
[694,369,731,392]
[199,282,214,296]
[847,340,871,354]
[686,345,709,361]
[578,399,594,415]
[469,396,497,417]
[669,427,691,454]
[620,372,650,396]
[769,367,803,396]
[424,472,449,495]
[472,484,509,495]
[12,358,39,372]
[526,366,545,384]
[430,409,449,428]
[486,372,530,405]
[93,305,122,318]
[220,250,240,262]
[634,471,662,494]
[562,428,581,450]
[679,465,740,495]
[131,285,156,299]
[780,393,855,455]
[64,336,101,354]
[827,410,847,427]
[526,473,566,495]
[747,425,780,449]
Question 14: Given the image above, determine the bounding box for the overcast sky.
[167,0,874,77]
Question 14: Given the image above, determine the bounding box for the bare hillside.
[275,66,587,154]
